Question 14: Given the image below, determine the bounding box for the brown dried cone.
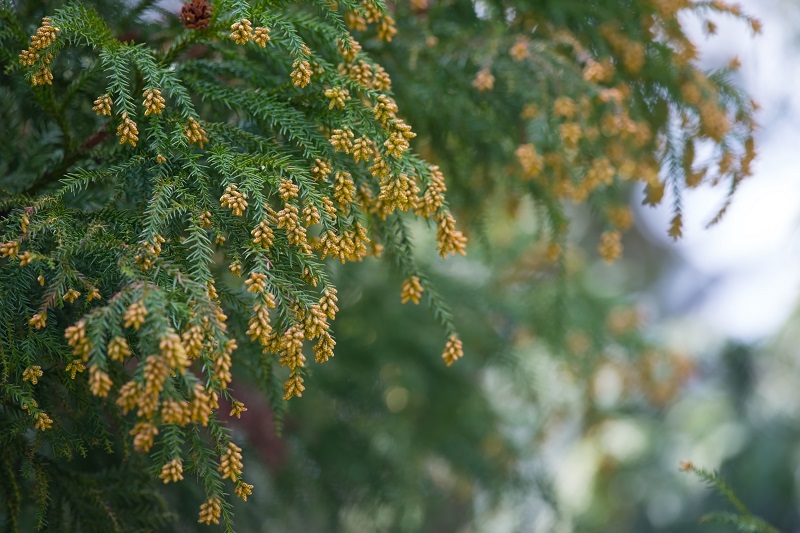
[179,0,213,30]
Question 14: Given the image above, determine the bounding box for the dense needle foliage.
[0,0,761,530]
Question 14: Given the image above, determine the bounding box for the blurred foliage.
[570,338,797,533]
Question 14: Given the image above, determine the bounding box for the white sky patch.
[639,0,800,341]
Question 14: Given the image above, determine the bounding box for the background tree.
[0,0,762,531]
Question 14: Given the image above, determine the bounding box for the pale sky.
[639,0,800,342]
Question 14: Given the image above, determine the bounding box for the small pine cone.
[290,59,313,88]
[324,86,350,110]
[253,27,270,47]
[0,241,19,259]
[282,370,305,400]
[143,355,169,397]
[303,305,328,340]
[159,332,189,370]
[373,94,398,125]
[247,302,273,345]
[116,381,141,414]
[372,64,392,91]
[22,365,43,385]
[30,67,53,86]
[245,271,268,293]
[160,458,184,483]
[235,481,253,501]
[199,210,212,228]
[218,442,243,480]
[185,117,208,148]
[377,15,397,42]
[337,36,361,63]
[251,221,274,248]
[329,128,354,153]
[161,399,191,425]
[116,112,139,147]
[393,119,416,140]
[214,339,237,389]
[124,301,148,330]
[64,320,90,357]
[31,18,59,50]
[303,204,320,226]
[320,196,337,219]
[313,330,335,363]
[383,131,409,158]
[29,312,47,330]
[333,171,356,209]
[19,49,38,67]
[137,392,160,419]
[400,276,424,304]
[179,0,213,30]
[319,287,338,320]
[107,336,131,362]
[189,383,213,426]
[276,204,300,231]
[198,497,222,525]
[362,1,381,23]
[34,412,53,431]
[229,18,253,45]
[310,158,332,180]
[229,399,247,418]
[278,179,299,201]
[351,136,375,163]
[143,88,166,116]
[182,325,204,359]
[220,184,247,215]
[65,359,86,379]
[207,280,219,300]
[88,365,113,398]
[442,334,464,366]
[63,288,81,303]
[130,421,159,453]
[345,10,367,32]
[435,211,468,257]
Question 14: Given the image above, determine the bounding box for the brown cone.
[179,0,213,30]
